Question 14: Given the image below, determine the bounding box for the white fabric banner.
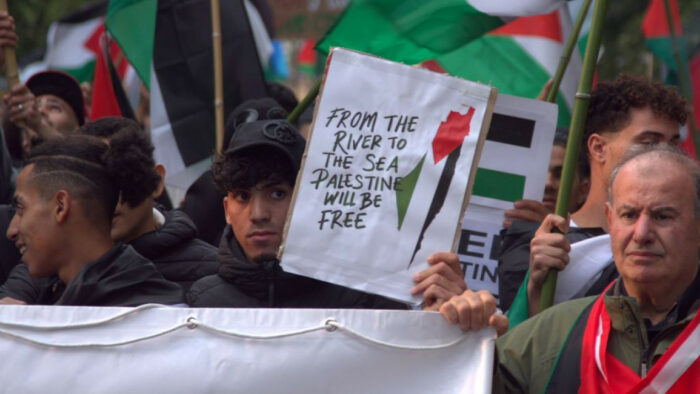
[0,305,495,393]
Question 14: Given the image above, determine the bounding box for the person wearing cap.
[186,119,467,310]
[4,70,86,142]
[181,97,291,246]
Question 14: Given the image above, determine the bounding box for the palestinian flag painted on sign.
[316,0,580,128]
[106,0,268,189]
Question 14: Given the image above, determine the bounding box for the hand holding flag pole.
[539,0,608,312]
[0,0,17,88]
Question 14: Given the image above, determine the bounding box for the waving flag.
[317,1,580,127]
[105,0,268,202]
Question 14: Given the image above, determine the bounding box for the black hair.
[584,74,688,157]
[78,117,161,207]
[211,146,296,194]
[25,131,158,226]
[553,127,589,180]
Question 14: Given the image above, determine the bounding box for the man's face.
[606,159,700,296]
[223,180,293,263]
[6,165,61,276]
[111,197,155,243]
[600,107,679,183]
[36,94,79,135]
[542,145,587,212]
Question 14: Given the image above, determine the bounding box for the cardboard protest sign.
[456,94,558,301]
[0,306,496,393]
[280,48,496,304]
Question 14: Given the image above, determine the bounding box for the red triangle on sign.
[489,11,562,43]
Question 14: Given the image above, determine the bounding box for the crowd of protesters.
[0,7,697,393]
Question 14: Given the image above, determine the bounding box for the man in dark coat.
[5,134,183,306]
[187,119,467,309]
[0,118,217,303]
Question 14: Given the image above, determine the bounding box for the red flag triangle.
[489,11,562,43]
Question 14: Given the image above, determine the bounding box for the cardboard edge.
[277,48,337,261]
[450,87,499,253]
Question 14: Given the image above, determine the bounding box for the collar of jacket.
[129,208,197,260]
[216,226,315,305]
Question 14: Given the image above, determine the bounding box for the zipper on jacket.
[263,260,277,307]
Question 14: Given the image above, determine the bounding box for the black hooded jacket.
[187,227,408,309]
[0,209,216,303]
[130,209,218,291]
[48,244,183,306]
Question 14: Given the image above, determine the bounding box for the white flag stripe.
[467,0,566,17]
[642,321,700,394]
[44,18,102,69]
[149,65,186,194]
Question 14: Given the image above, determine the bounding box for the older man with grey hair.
[440,144,700,393]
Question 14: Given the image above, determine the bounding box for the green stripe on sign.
[472,167,525,202]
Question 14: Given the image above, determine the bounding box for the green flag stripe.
[57,60,96,84]
[105,0,157,88]
[395,155,426,230]
[316,0,502,63]
[472,167,526,202]
[437,35,571,127]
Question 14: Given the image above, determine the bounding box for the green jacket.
[492,274,700,394]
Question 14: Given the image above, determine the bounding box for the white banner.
[281,48,496,304]
[0,305,495,393]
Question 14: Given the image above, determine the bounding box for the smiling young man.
[6,134,183,306]
[0,118,218,304]
[187,119,467,309]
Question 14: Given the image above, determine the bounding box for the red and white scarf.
[579,291,700,394]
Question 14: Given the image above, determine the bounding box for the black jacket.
[0,209,217,303]
[130,209,218,291]
[497,220,607,310]
[187,227,408,309]
[0,205,20,284]
[52,244,184,306]
[180,170,226,247]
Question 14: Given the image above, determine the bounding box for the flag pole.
[545,0,593,103]
[210,0,224,153]
[287,79,321,124]
[0,0,18,88]
[539,0,608,312]
[662,0,700,154]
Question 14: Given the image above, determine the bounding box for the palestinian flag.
[106,0,268,200]
[89,33,135,120]
[642,0,688,86]
[689,53,700,158]
[40,1,108,83]
[317,0,580,127]
[642,0,698,157]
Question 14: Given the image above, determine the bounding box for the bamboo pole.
[211,0,224,153]
[539,0,609,312]
[0,0,18,88]
[662,0,700,154]
[545,0,593,103]
[287,79,321,124]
